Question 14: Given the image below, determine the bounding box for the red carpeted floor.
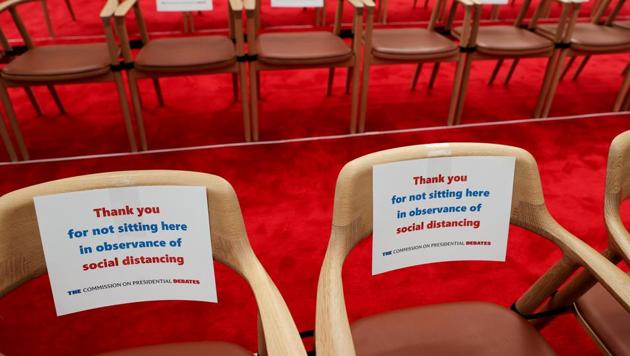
[1,113,630,355]
[0,0,630,355]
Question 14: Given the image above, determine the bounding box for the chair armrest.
[100,0,119,18]
[243,0,256,11]
[115,0,139,17]
[361,0,375,6]
[0,0,37,13]
[348,0,364,7]
[229,0,243,12]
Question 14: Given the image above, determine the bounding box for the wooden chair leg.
[113,72,139,152]
[623,62,630,76]
[381,0,389,23]
[541,50,569,118]
[0,83,28,160]
[23,87,43,116]
[572,55,590,81]
[560,55,576,81]
[428,62,440,89]
[488,59,503,85]
[64,0,76,21]
[126,71,146,151]
[503,58,519,86]
[447,53,471,126]
[454,55,473,125]
[151,77,165,106]
[357,58,372,133]
[534,50,561,118]
[231,73,239,102]
[345,66,352,95]
[237,64,251,142]
[0,110,17,161]
[613,66,630,111]
[47,85,65,114]
[250,62,260,141]
[40,0,55,38]
[622,92,630,111]
[255,71,261,100]
[327,68,335,96]
[350,62,361,133]
[489,5,500,20]
[411,64,423,91]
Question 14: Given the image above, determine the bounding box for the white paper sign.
[372,156,515,275]
[478,0,508,4]
[157,0,212,11]
[271,0,323,8]
[34,186,216,316]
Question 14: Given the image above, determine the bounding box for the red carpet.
[0,0,629,161]
[1,1,630,354]
[1,114,629,355]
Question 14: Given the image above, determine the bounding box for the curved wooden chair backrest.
[315,143,630,356]
[605,130,630,263]
[0,170,305,356]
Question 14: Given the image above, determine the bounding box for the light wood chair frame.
[522,130,630,353]
[244,0,364,140]
[0,0,138,161]
[0,170,306,356]
[115,0,252,150]
[39,0,76,38]
[315,142,630,356]
[445,0,580,125]
[358,0,460,133]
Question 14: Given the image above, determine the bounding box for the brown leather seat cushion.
[454,25,553,56]
[575,278,630,356]
[351,302,556,356]
[616,21,630,30]
[135,36,236,73]
[2,43,112,82]
[98,341,251,355]
[371,28,458,61]
[257,31,352,65]
[536,23,630,53]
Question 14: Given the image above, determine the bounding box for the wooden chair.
[444,0,580,125]
[532,0,630,117]
[358,0,459,132]
[539,131,630,356]
[0,170,307,356]
[115,0,251,150]
[0,0,138,161]
[39,0,77,38]
[315,143,630,355]
[245,0,364,140]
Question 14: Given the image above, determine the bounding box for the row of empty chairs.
[1,0,630,162]
[2,133,630,354]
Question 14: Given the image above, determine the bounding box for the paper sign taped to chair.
[477,0,508,4]
[271,0,323,8]
[157,0,212,11]
[34,186,217,316]
[372,156,515,275]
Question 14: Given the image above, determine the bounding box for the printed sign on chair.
[34,186,217,316]
[157,0,212,11]
[372,156,515,275]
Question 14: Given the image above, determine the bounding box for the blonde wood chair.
[532,0,630,117]
[0,170,307,356]
[245,0,364,140]
[445,0,580,125]
[536,131,630,356]
[315,143,630,355]
[358,0,460,132]
[115,0,251,150]
[0,0,137,161]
